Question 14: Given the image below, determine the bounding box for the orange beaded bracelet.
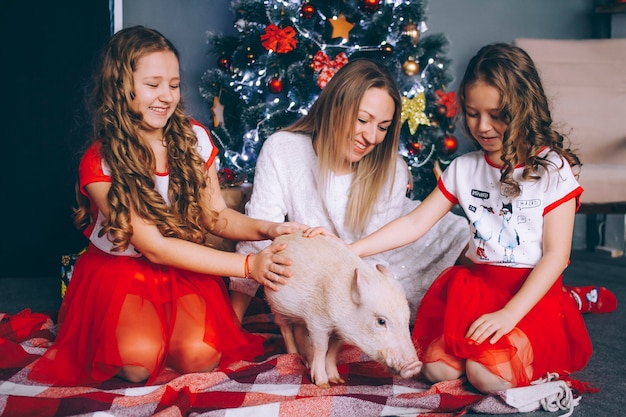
[244,254,252,279]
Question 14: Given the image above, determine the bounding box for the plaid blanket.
[0,303,586,417]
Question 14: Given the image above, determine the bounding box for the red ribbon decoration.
[260,23,298,54]
[435,90,458,118]
[312,51,348,89]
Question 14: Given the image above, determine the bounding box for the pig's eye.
[376,318,387,327]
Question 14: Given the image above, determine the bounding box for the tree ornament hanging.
[313,51,349,89]
[217,55,230,70]
[402,57,419,76]
[330,14,354,41]
[401,92,431,135]
[268,76,284,94]
[260,23,298,53]
[360,0,381,13]
[410,141,424,155]
[443,135,459,154]
[300,3,316,19]
[211,95,225,128]
[435,90,458,118]
[402,22,420,46]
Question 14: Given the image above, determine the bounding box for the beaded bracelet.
[244,254,252,279]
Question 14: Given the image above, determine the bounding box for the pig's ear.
[350,268,363,306]
[375,264,392,277]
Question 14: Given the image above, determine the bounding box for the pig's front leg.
[308,328,332,388]
[325,335,345,384]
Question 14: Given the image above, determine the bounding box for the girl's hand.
[465,309,517,345]
[248,243,294,291]
[266,222,309,239]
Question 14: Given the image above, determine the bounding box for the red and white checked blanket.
[0,305,586,417]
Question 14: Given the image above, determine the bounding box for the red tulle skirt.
[29,244,264,386]
[412,264,592,387]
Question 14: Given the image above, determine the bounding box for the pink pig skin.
[266,233,422,388]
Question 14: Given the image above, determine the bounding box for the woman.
[229,59,469,322]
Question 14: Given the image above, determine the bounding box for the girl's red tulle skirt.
[29,244,264,386]
[412,264,592,386]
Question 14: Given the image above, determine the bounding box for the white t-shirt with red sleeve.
[438,148,582,268]
[78,120,218,256]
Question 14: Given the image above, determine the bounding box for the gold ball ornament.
[402,57,419,76]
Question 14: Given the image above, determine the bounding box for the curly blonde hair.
[458,43,581,197]
[74,26,216,252]
[284,59,402,235]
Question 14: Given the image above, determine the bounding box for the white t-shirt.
[439,148,582,267]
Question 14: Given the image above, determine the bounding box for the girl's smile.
[130,50,181,143]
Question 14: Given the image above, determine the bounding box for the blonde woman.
[230,59,469,323]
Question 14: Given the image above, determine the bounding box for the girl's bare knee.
[117,365,151,383]
[421,361,463,383]
[466,360,513,393]
[169,340,222,374]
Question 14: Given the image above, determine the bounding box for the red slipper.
[566,285,618,314]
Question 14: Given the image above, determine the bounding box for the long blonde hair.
[74,26,216,252]
[284,59,402,235]
[458,43,581,197]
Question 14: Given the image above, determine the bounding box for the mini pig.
[266,233,422,388]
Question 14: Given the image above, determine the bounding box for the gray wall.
[122,0,598,129]
[123,0,236,128]
[426,0,594,92]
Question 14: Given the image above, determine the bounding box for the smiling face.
[129,50,181,141]
[338,87,395,171]
[464,80,508,165]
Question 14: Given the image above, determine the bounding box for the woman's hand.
[465,309,518,345]
[302,226,338,239]
[266,221,309,239]
[247,243,294,291]
[302,227,346,246]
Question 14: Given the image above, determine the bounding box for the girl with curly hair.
[29,25,306,386]
[345,43,593,392]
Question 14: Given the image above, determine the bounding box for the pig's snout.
[380,350,422,379]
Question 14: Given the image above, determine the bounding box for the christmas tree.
[199,0,459,200]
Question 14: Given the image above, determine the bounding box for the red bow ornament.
[313,51,348,89]
[435,90,459,118]
[260,23,298,54]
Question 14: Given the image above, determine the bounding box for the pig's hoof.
[316,382,331,389]
[329,376,345,384]
[327,367,344,384]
